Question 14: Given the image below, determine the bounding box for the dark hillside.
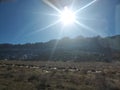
[0,35,120,61]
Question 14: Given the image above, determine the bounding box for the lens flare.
[60,7,76,25]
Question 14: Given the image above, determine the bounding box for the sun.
[33,0,98,33]
[60,7,76,25]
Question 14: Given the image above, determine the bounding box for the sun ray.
[75,0,97,14]
[49,39,59,60]
[47,13,59,17]
[42,0,61,13]
[75,20,99,34]
[30,10,59,17]
[78,16,106,22]
[70,0,76,10]
[49,27,64,60]
[27,20,60,36]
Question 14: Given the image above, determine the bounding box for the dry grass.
[0,61,120,90]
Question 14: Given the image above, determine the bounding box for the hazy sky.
[0,0,120,44]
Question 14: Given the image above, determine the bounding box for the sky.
[0,0,120,44]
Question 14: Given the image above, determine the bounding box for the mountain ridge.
[0,35,120,61]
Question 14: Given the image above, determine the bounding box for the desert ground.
[0,60,120,90]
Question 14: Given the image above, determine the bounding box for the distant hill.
[0,35,120,61]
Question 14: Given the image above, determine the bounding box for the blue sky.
[0,0,120,44]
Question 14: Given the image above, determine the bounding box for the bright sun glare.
[60,7,76,25]
[35,0,97,33]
